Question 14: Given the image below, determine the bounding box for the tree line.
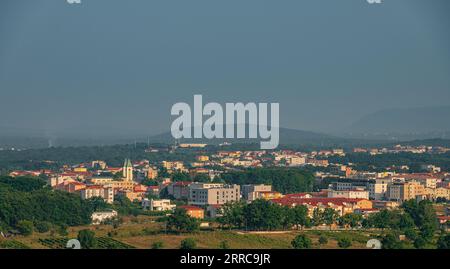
[0,176,101,233]
[218,168,315,194]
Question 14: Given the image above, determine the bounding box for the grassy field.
[1,216,379,249]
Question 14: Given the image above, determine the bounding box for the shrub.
[16,220,34,236]
[337,238,352,249]
[57,225,69,236]
[381,233,404,249]
[291,234,312,249]
[34,221,51,233]
[180,238,197,249]
[437,233,450,249]
[318,235,328,245]
[151,241,164,249]
[77,229,98,249]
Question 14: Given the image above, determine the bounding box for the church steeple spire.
[122,158,133,182]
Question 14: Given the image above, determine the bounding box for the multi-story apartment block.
[328,189,369,200]
[146,166,158,179]
[287,156,306,167]
[368,178,392,200]
[189,183,240,206]
[332,179,368,191]
[387,181,426,202]
[81,185,114,204]
[162,161,185,171]
[168,181,192,200]
[241,184,272,201]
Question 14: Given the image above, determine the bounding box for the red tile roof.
[178,205,203,211]
[173,181,192,186]
[271,197,369,207]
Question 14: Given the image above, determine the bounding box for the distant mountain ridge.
[348,106,450,137]
[147,126,338,145]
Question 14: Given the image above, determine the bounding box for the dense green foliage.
[381,233,407,249]
[318,235,328,245]
[437,233,450,249]
[34,221,52,233]
[78,229,98,249]
[0,176,97,231]
[180,238,197,249]
[167,208,200,233]
[337,237,352,248]
[0,143,196,171]
[291,234,312,249]
[151,241,164,249]
[329,152,450,172]
[0,176,47,192]
[16,220,34,236]
[218,200,312,231]
[219,168,314,194]
[364,200,439,249]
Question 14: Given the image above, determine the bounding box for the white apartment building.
[189,183,240,206]
[327,189,369,200]
[143,199,176,211]
[241,184,272,201]
[81,185,114,204]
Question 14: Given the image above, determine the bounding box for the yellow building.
[73,167,88,173]
[258,191,283,200]
[196,155,210,162]
[178,205,205,219]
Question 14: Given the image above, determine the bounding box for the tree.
[437,233,450,249]
[339,213,362,229]
[280,206,295,230]
[180,238,197,249]
[86,197,110,212]
[370,210,392,229]
[34,221,51,233]
[402,200,438,242]
[413,236,427,249]
[381,233,404,249]
[171,171,191,182]
[291,234,312,249]
[337,238,352,249]
[193,174,210,183]
[0,176,46,192]
[218,168,315,194]
[218,201,245,229]
[77,229,98,249]
[243,199,284,231]
[0,177,93,228]
[151,241,164,249]
[322,208,339,227]
[167,208,200,233]
[16,220,34,236]
[58,225,69,236]
[291,205,310,229]
[312,208,324,226]
[318,235,328,245]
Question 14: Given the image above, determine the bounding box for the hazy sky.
[0,0,449,137]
